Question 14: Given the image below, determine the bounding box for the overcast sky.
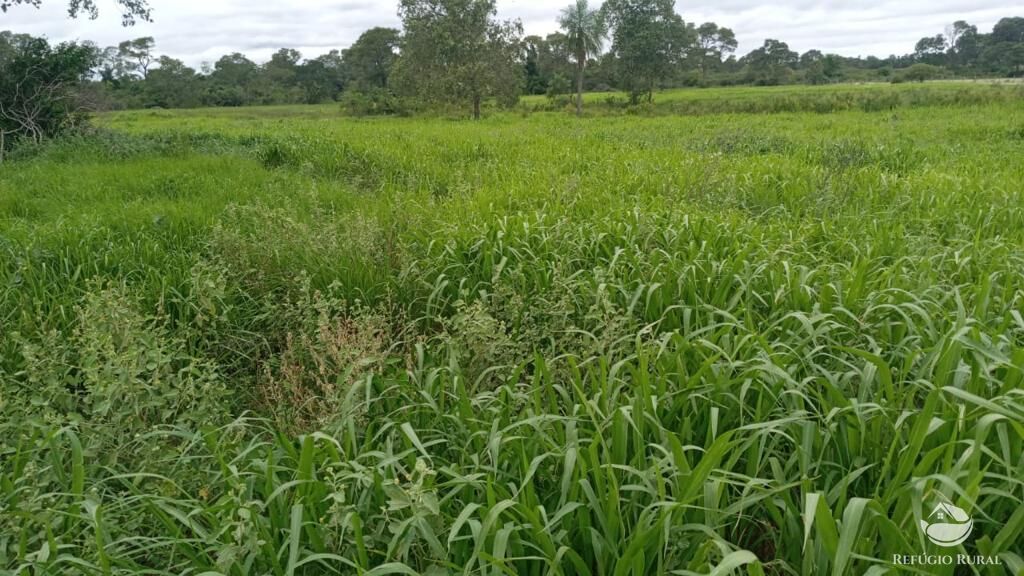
[1,0,1018,66]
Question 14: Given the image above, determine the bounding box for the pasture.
[1,83,1023,575]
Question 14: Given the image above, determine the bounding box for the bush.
[546,73,572,101]
[5,281,231,442]
[0,33,97,161]
[340,88,405,116]
[895,63,943,83]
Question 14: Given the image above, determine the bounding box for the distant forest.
[2,0,1024,118]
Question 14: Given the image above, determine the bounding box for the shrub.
[5,281,231,441]
[340,88,404,116]
[0,33,97,161]
[896,63,943,83]
[546,72,572,102]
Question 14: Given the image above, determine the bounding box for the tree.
[980,42,1024,77]
[743,39,797,85]
[991,16,1024,44]
[297,50,347,103]
[946,20,975,49]
[522,33,574,95]
[799,49,823,68]
[211,53,257,85]
[343,27,400,91]
[602,0,694,104]
[558,0,606,116]
[264,48,301,84]
[97,45,130,85]
[522,35,548,94]
[0,30,31,61]
[948,21,980,69]
[117,36,154,78]
[393,0,523,119]
[0,33,96,161]
[914,34,946,65]
[899,62,942,82]
[145,56,200,108]
[799,51,842,85]
[692,22,736,78]
[0,0,150,25]
[800,50,826,84]
[822,54,842,81]
[546,72,572,103]
[258,48,304,103]
[207,53,258,106]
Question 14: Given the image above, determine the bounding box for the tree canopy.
[558,0,606,116]
[1,0,150,25]
[602,0,693,103]
[691,22,736,78]
[392,0,523,119]
[743,39,799,85]
[344,27,401,91]
[0,32,96,159]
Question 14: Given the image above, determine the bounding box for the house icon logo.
[920,502,973,547]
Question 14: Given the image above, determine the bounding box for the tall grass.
[520,82,1024,116]
[2,85,1023,574]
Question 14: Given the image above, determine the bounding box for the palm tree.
[558,0,606,117]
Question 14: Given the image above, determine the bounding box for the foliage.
[545,72,572,104]
[392,0,524,119]
[343,27,401,92]
[691,21,737,79]
[742,38,799,85]
[144,55,201,108]
[339,87,407,116]
[895,63,943,83]
[0,0,150,25]
[117,35,154,78]
[601,0,694,104]
[914,34,947,65]
[913,16,1024,76]
[522,33,574,95]
[0,32,96,160]
[557,0,606,116]
[296,49,347,104]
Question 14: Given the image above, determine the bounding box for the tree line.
[2,0,1024,145]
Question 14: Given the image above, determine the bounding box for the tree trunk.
[473,95,481,120]
[576,54,584,117]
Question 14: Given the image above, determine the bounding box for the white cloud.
[1,0,1016,66]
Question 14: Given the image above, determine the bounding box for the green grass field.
[521,81,1024,114]
[2,84,1024,575]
